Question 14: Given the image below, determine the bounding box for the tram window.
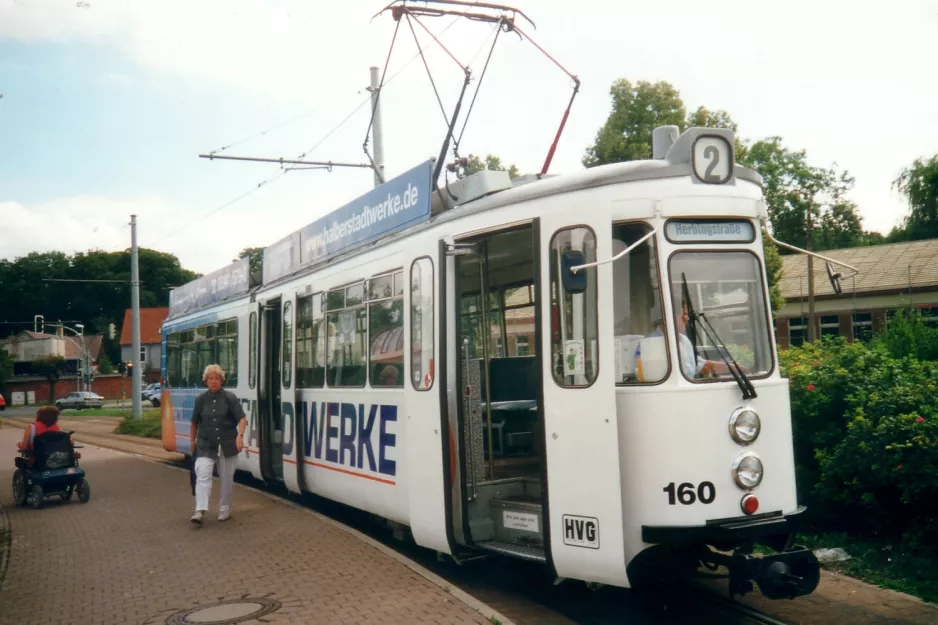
[460,291,502,359]
[503,285,535,358]
[166,333,181,387]
[181,330,197,387]
[612,222,668,385]
[326,288,368,388]
[215,319,238,387]
[370,270,404,388]
[411,257,434,391]
[196,328,215,384]
[669,251,773,381]
[297,294,325,388]
[282,302,293,389]
[550,226,599,387]
[249,312,257,389]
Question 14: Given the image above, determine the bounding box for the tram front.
[605,128,821,600]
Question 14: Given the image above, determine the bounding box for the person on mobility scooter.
[12,406,90,509]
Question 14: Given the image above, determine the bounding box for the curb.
[31,425,516,625]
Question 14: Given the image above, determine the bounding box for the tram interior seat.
[479,357,539,456]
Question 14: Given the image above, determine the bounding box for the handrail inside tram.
[569,228,658,274]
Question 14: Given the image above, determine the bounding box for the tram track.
[162,458,790,625]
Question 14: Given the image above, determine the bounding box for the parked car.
[55,391,105,411]
[146,384,162,407]
[0,392,5,411]
[141,382,159,400]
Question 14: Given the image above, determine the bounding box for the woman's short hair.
[36,405,60,427]
[202,364,226,383]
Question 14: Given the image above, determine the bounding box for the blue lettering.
[326,402,340,463]
[357,404,378,472]
[281,402,295,457]
[302,401,327,459]
[379,405,397,476]
[248,399,259,448]
[339,403,357,467]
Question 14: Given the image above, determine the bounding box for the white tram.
[160,125,821,600]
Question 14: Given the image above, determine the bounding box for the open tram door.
[536,214,628,587]
[257,297,284,483]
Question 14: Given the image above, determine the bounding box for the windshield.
[668,251,773,381]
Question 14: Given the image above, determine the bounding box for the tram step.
[477,539,547,563]
[490,496,544,546]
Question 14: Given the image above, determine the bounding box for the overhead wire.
[158,16,462,243]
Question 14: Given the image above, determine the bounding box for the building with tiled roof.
[119,307,168,379]
[775,239,938,348]
[0,328,103,377]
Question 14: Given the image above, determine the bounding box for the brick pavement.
[0,426,510,625]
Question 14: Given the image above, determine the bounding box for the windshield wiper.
[681,273,757,400]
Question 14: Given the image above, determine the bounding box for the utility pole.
[806,206,817,342]
[130,215,143,420]
[369,66,385,188]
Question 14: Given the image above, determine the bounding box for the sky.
[1,0,936,275]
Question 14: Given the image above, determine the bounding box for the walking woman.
[189,364,247,524]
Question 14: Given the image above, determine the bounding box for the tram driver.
[640,299,737,379]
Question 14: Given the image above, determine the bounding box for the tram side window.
[549,226,599,387]
[216,319,238,387]
[249,312,257,389]
[297,293,325,388]
[195,325,216,382]
[612,222,668,384]
[166,333,181,387]
[370,270,405,388]
[326,283,367,388]
[282,301,293,389]
[180,330,198,387]
[411,258,434,391]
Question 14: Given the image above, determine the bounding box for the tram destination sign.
[664,220,755,243]
[168,257,251,318]
[263,159,433,284]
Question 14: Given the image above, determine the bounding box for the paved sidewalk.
[0,425,510,625]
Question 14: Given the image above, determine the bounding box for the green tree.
[891,155,938,242]
[34,355,66,403]
[582,79,686,166]
[466,154,520,179]
[96,353,114,374]
[763,238,785,314]
[0,249,198,340]
[236,246,264,279]
[741,137,871,253]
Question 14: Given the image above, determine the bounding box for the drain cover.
[166,598,281,625]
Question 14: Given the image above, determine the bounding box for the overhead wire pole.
[130,215,143,420]
[369,66,385,188]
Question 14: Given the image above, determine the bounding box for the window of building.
[282,302,293,389]
[411,257,434,391]
[139,346,147,363]
[789,317,807,347]
[820,315,840,338]
[516,336,530,356]
[326,282,368,387]
[370,270,404,388]
[852,312,873,341]
[296,293,325,388]
[550,226,598,387]
[502,284,535,358]
[611,222,668,384]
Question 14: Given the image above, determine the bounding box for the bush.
[782,337,938,554]
[115,415,162,439]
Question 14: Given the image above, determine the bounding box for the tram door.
[449,222,549,559]
[258,297,284,483]
[538,215,627,586]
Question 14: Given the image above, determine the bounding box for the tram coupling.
[707,547,821,600]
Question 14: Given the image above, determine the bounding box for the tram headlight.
[728,407,761,445]
[732,453,763,489]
